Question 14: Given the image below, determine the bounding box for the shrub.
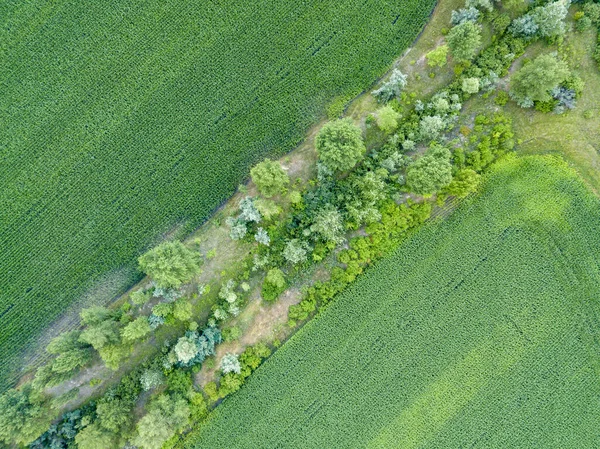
[138,241,201,289]
[250,159,290,198]
[444,169,481,197]
[221,353,241,374]
[575,16,592,32]
[310,205,345,244]
[451,7,480,26]
[376,106,400,133]
[315,118,365,172]
[495,91,509,106]
[133,394,190,449]
[174,336,199,364]
[461,77,480,94]
[372,69,408,102]
[262,268,287,301]
[426,45,449,68]
[254,227,271,246]
[283,239,309,264]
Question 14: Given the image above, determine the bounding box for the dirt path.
[195,288,302,388]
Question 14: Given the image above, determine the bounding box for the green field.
[0,0,436,388]
[187,155,600,448]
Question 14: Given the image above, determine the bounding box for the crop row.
[187,156,600,448]
[0,0,437,390]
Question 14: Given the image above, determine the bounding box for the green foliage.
[495,91,509,106]
[130,289,150,306]
[376,106,401,133]
[134,394,190,449]
[121,316,151,342]
[443,169,481,197]
[254,198,282,222]
[173,299,193,322]
[510,54,570,104]
[426,45,449,67]
[371,69,408,102]
[98,343,132,371]
[262,268,287,302]
[96,397,132,433]
[583,3,600,25]
[0,0,439,390]
[250,159,290,198]
[74,423,116,449]
[187,156,600,449]
[461,77,480,94]
[406,145,453,195]
[222,326,243,342]
[139,241,201,289]
[79,319,120,350]
[51,348,93,374]
[0,387,54,446]
[46,330,83,355]
[447,21,482,62]
[315,118,366,172]
[220,353,241,374]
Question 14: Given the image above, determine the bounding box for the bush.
[173,299,193,322]
[372,69,408,102]
[130,289,150,305]
[375,106,400,133]
[451,7,480,26]
[575,16,592,32]
[495,91,509,106]
[426,45,449,68]
[220,353,241,374]
[461,77,480,94]
[419,115,446,141]
[315,118,365,172]
[283,239,309,264]
[262,268,287,301]
[138,241,201,289]
[443,169,481,197]
[250,159,290,198]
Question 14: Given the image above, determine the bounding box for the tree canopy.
[138,241,201,288]
[315,118,365,172]
[510,53,570,104]
[447,21,482,61]
[250,159,289,198]
[406,145,453,195]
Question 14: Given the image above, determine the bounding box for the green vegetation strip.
[0,0,436,389]
[187,155,600,448]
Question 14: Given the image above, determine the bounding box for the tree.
[46,330,82,354]
[419,115,446,141]
[79,319,120,350]
[371,68,407,102]
[406,145,453,195]
[174,335,199,364]
[98,343,131,371]
[0,387,53,446]
[130,289,150,305]
[250,159,289,197]
[531,0,569,38]
[140,369,164,391]
[254,198,281,221]
[96,397,132,432]
[80,306,113,326]
[451,7,480,26]
[173,299,193,322]
[283,239,309,264]
[310,205,345,244]
[444,169,481,197]
[51,348,93,373]
[262,268,287,302]
[254,227,271,246]
[138,241,201,289]
[376,106,400,133]
[315,118,365,172]
[221,353,241,374]
[133,395,190,449]
[74,423,116,449]
[426,45,449,68]
[462,77,480,94]
[466,0,493,12]
[447,21,482,62]
[121,316,151,342]
[510,54,570,105]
